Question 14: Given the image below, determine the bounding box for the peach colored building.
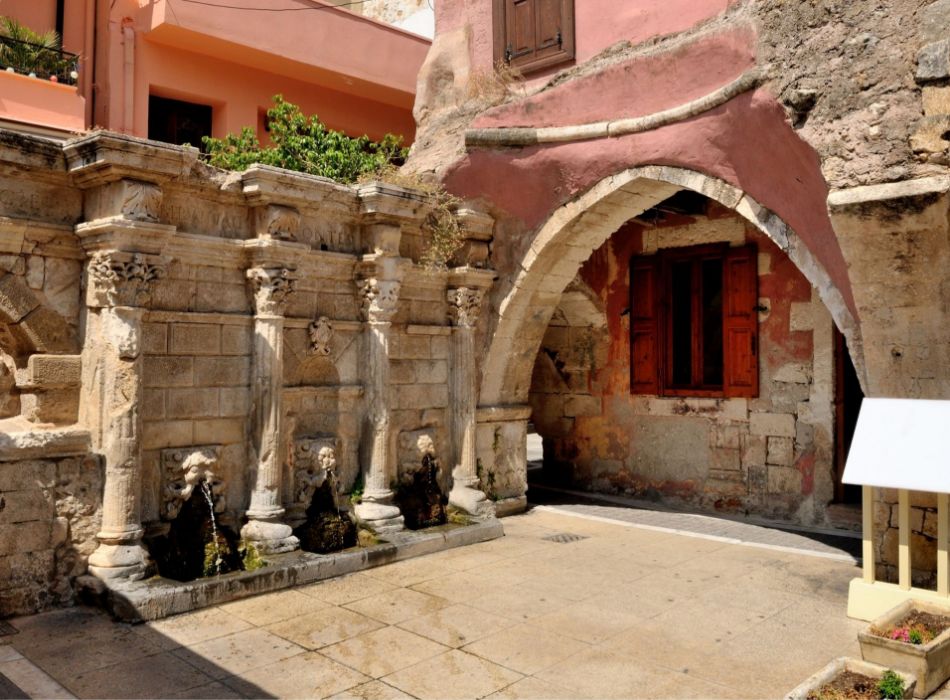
[0,0,429,143]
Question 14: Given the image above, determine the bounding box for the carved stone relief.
[259,204,301,241]
[87,252,167,308]
[161,446,226,521]
[293,437,337,506]
[120,180,163,223]
[308,316,333,356]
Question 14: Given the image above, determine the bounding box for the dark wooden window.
[148,95,213,150]
[493,0,575,74]
[630,244,759,398]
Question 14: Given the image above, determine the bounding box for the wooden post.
[899,489,911,591]
[938,493,949,597]
[863,484,876,584]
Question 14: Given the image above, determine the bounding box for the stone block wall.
[0,131,496,614]
[0,449,102,616]
[140,313,254,523]
[530,206,838,525]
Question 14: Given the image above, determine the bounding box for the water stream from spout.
[201,481,224,576]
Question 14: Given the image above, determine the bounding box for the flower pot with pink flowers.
[859,600,950,698]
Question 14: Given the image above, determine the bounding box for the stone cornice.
[357,182,429,223]
[241,165,358,216]
[446,266,496,290]
[0,216,81,259]
[74,217,176,256]
[457,209,495,242]
[64,131,199,188]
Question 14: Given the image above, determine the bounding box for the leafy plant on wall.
[204,95,465,269]
[202,95,407,183]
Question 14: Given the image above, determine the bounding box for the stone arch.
[479,165,864,407]
[0,272,78,361]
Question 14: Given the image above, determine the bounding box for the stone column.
[86,252,166,580]
[447,287,494,516]
[241,267,299,553]
[354,277,405,533]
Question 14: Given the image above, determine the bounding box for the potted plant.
[859,600,950,698]
[786,658,916,700]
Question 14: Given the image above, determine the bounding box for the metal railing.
[0,35,78,85]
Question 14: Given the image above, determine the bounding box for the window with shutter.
[629,244,759,398]
[493,0,575,74]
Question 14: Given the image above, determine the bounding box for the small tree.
[202,95,407,183]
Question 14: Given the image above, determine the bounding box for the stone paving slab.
[7,507,871,699]
[528,482,862,560]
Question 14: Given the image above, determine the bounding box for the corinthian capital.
[447,287,484,328]
[86,251,166,308]
[359,277,400,322]
[247,267,297,316]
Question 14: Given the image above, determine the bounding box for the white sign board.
[843,398,950,493]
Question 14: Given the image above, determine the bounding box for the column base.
[87,542,152,581]
[354,498,405,534]
[241,518,299,554]
[449,483,496,518]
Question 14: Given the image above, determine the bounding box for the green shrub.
[877,670,905,700]
[202,95,407,184]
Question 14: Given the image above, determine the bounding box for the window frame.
[492,0,576,75]
[629,243,759,400]
[659,243,728,398]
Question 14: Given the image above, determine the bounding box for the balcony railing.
[0,36,78,85]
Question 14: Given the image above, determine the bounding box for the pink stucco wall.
[473,26,756,129]
[436,0,737,79]
[447,88,858,321]
[1,0,427,142]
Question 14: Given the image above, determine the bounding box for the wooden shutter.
[723,245,759,398]
[630,255,660,395]
[495,0,575,73]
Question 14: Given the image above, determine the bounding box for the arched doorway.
[474,165,864,525]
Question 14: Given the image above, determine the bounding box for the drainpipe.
[82,0,96,129]
[121,18,135,135]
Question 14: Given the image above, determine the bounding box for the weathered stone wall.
[0,448,102,616]
[0,130,497,615]
[530,207,837,525]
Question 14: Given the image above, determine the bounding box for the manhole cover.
[0,621,17,637]
[543,532,589,544]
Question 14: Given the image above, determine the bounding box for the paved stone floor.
[1,507,867,699]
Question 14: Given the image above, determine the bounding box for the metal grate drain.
[0,620,18,637]
[543,532,589,544]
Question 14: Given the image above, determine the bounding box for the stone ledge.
[0,426,91,462]
[80,518,504,622]
[827,176,950,207]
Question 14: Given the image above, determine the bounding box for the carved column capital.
[86,251,167,308]
[447,287,485,328]
[359,277,401,323]
[247,266,297,316]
